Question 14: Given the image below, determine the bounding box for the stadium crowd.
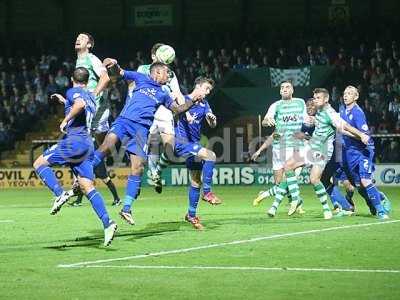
[1,39,399,161]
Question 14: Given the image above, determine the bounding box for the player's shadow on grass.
[44,221,185,250]
[44,240,107,251]
[201,213,312,227]
[112,221,184,242]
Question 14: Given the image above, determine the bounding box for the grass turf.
[0,185,399,300]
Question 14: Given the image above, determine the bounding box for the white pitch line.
[84,265,400,274]
[58,220,400,268]
[0,220,15,223]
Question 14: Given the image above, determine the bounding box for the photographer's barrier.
[0,164,399,188]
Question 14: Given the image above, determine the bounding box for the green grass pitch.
[0,185,399,299]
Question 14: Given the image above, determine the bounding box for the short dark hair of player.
[313,88,329,97]
[306,98,316,116]
[81,32,95,50]
[73,67,89,84]
[151,43,165,56]
[150,61,169,73]
[280,80,293,86]
[194,76,215,88]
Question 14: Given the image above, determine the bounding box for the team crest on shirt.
[349,114,353,120]
[189,112,201,124]
[73,93,81,99]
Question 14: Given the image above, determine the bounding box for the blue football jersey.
[339,104,374,149]
[175,95,212,143]
[120,71,174,127]
[64,87,96,135]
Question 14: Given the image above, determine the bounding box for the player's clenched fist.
[103,58,117,68]
[103,58,121,81]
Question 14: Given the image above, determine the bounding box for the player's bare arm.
[262,114,275,127]
[173,82,194,123]
[59,98,86,133]
[262,102,277,127]
[294,131,307,140]
[169,99,198,115]
[93,70,110,97]
[50,93,66,104]
[170,90,193,119]
[340,121,369,145]
[251,134,274,161]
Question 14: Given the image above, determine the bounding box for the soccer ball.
[156,45,175,64]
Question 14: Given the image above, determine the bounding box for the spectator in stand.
[274,57,282,67]
[180,77,189,95]
[38,55,50,73]
[356,43,369,61]
[255,47,265,64]
[213,65,223,81]
[134,51,144,67]
[207,49,215,65]
[6,57,16,73]
[0,57,4,72]
[383,141,400,162]
[55,69,69,93]
[231,49,239,63]
[108,82,123,111]
[193,49,203,66]
[375,66,386,87]
[35,87,47,107]
[260,55,269,68]
[393,78,400,94]
[334,52,346,68]
[388,94,400,120]
[356,58,364,71]
[247,57,258,69]
[277,48,290,67]
[0,121,9,151]
[377,111,390,133]
[365,103,378,133]
[243,47,252,65]
[331,86,340,108]
[218,48,230,68]
[305,45,317,66]
[26,97,37,117]
[233,57,246,69]
[316,46,329,65]
[45,74,59,114]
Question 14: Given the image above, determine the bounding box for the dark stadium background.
[0,0,399,166]
[1,3,400,299]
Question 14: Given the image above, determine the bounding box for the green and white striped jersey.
[310,104,343,151]
[266,97,307,149]
[75,53,104,93]
[75,53,108,126]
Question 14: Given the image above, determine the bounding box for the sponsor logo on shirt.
[282,115,298,122]
[139,88,158,103]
